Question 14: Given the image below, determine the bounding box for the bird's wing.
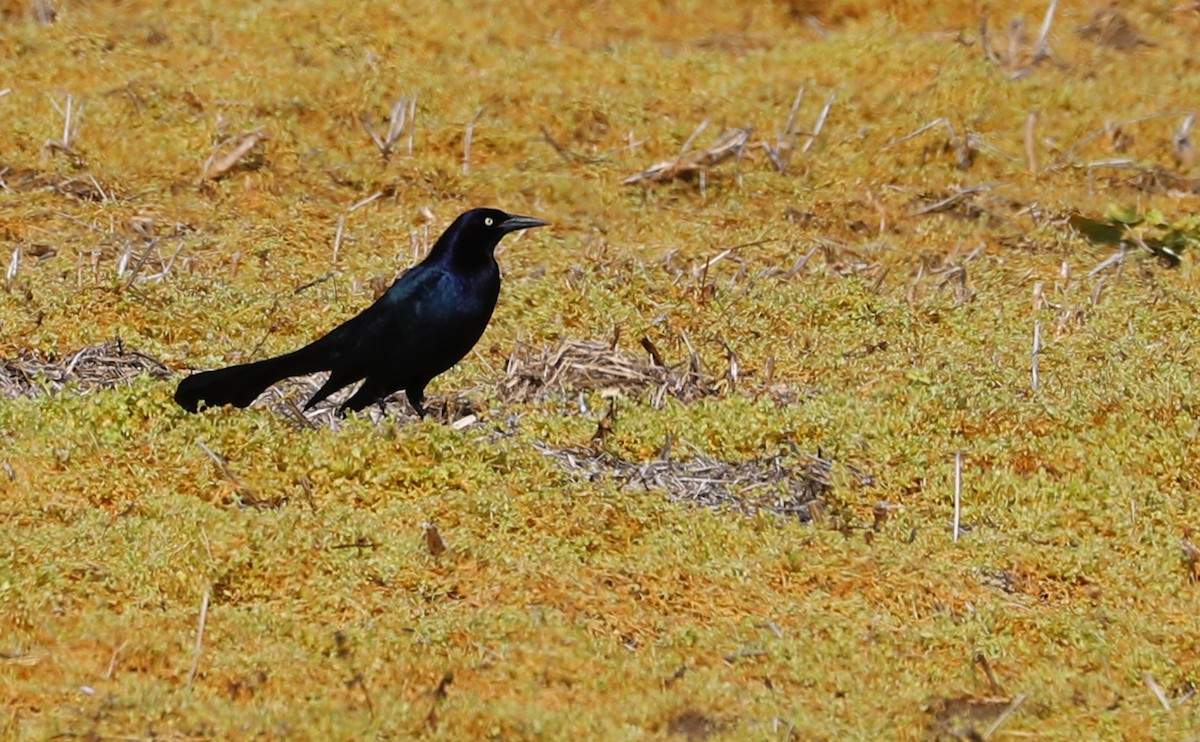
[313,264,453,370]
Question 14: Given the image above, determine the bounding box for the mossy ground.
[2,0,1199,739]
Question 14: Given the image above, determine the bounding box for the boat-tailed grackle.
[174,208,547,417]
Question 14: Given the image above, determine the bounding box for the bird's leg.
[406,387,427,418]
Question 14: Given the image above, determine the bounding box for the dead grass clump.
[499,338,718,406]
[0,341,170,399]
[624,125,750,187]
[535,441,831,520]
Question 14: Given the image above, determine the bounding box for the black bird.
[174,208,547,417]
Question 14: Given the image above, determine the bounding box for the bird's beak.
[499,214,549,233]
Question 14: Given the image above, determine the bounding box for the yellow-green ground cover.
[2,0,1199,738]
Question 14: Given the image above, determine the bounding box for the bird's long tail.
[174,345,331,412]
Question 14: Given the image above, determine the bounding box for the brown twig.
[423,672,454,728]
[423,523,448,556]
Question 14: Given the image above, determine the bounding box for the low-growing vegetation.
[2,0,1199,738]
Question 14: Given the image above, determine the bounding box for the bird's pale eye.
[484,217,494,226]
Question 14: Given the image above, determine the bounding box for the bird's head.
[429,208,549,268]
[466,208,549,236]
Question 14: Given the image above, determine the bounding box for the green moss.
[3,0,1200,738]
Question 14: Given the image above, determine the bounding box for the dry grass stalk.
[185,587,211,691]
[360,94,417,161]
[1173,113,1195,169]
[535,441,832,520]
[349,191,383,212]
[41,93,82,163]
[1024,110,1039,174]
[909,184,996,217]
[120,236,162,289]
[1088,246,1126,278]
[196,441,252,498]
[201,127,267,181]
[885,117,951,149]
[0,340,171,399]
[1143,672,1173,712]
[332,214,346,265]
[5,247,19,284]
[980,0,1059,80]
[801,93,835,155]
[51,174,110,203]
[195,441,287,508]
[1031,320,1041,392]
[763,86,805,173]
[462,108,483,175]
[911,243,982,307]
[953,452,962,542]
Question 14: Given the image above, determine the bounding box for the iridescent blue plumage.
[174,208,547,417]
